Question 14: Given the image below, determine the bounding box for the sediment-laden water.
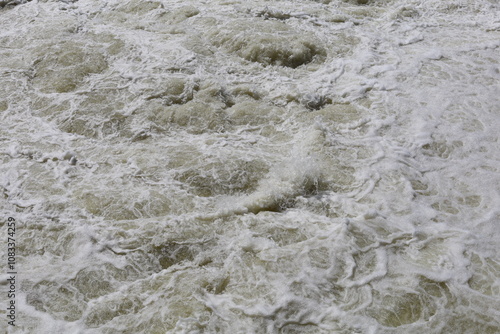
[1,0,499,333]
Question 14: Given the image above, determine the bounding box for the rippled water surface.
[1,0,499,333]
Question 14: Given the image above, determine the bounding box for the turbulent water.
[1,0,499,333]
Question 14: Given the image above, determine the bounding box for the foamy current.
[1,0,499,333]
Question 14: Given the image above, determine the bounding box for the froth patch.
[143,77,199,106]
[226,100,285,126]
[106,2,199,31]
[57,89,131,138]
[237,156,325,214]
[209,19,326,68]
[171,156,269,197]
[32,41,108,93]
[114,0,164,15]
[367,289,437,327]
[147,81,287,134]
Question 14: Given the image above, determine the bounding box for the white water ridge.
[1,0,499,333]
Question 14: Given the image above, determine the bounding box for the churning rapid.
[1,0,499,333]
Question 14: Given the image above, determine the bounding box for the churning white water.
[1,0,499,333]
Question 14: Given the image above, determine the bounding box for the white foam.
[1,0,499,332]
